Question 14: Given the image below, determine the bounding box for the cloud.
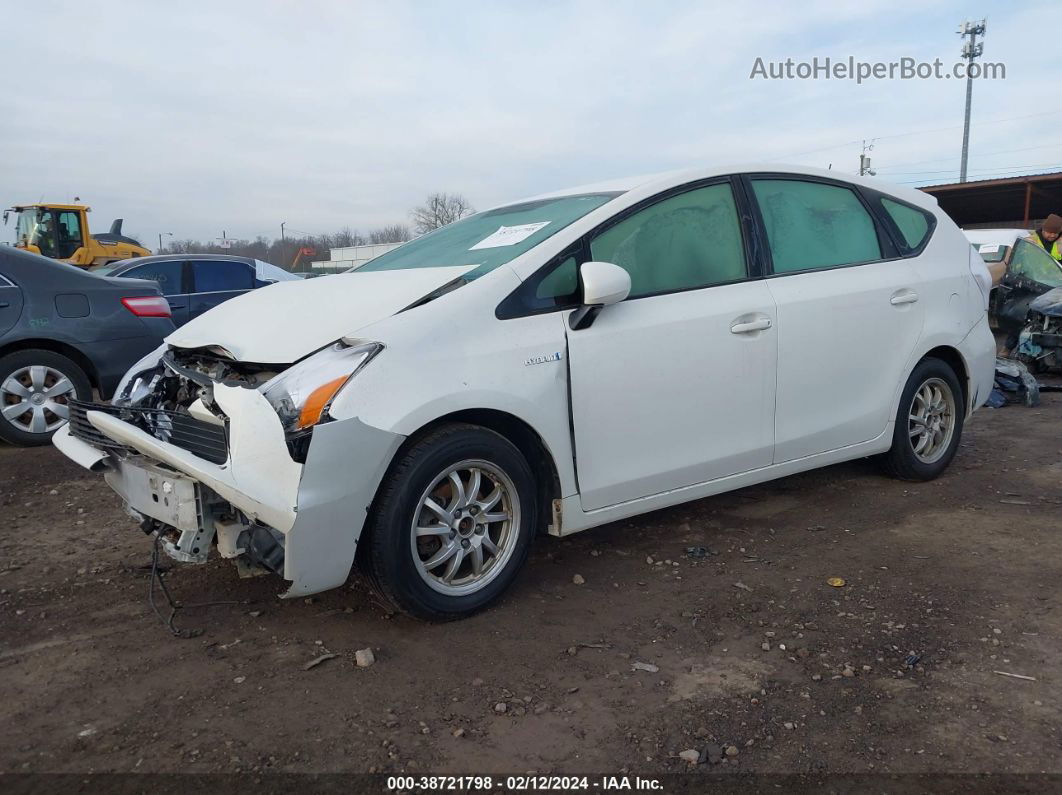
[2,0,1059,246]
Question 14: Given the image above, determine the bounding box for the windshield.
[16,209,45,247]
[15,207,63,258]
[355,193,621,278]
[976,242,1008,263]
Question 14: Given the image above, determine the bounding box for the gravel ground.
[1,393,1060,785]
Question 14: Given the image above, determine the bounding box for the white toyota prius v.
[54,165,996,620]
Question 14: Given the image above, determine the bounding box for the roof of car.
[505,163,938,212]
[963,228,1030,247]
[0,244,109,285]
[114,253,256,265]
[102,253,302,283]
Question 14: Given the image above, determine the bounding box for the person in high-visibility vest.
[1027,213,1062,262]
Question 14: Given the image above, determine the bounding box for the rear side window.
[192,260,253,292]
[124,260,184,295]
[589,183,747,298]
[880,197,932,250]
[751,179,881,273]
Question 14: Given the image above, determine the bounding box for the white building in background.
[311,242,403,272]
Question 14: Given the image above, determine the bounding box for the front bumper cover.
[54,383,405,597]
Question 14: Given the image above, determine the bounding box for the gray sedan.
[0,246,174,446]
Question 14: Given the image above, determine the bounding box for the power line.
[884,160,1062,177]
[897,164,1062,184]
[876,141,1062,172]
[769,110,1062,163]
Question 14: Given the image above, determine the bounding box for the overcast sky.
[3,0,1059,247]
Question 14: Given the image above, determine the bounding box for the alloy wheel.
[1,365,76,435]
[410,459,521,597]
[907,377,956,464]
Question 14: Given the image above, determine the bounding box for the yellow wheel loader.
[4,203,151,268]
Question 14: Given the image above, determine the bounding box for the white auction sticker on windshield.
[978,244,1001,253]
[469,222,550,250]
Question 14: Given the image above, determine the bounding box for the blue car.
[99,254,301,326]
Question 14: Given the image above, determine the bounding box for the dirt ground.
[1,393,1061,785]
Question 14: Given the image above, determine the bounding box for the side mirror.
[570,261,630,330]
[581,261,631,306]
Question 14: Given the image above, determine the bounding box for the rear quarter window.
[879,197,935,252]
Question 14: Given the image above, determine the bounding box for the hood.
[1029,286,1062,317]
[166,265,474,363]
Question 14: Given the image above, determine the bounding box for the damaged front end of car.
[54,339,402,598]
[1017,287,1062,373]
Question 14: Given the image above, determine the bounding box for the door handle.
[0,302,9,309]
[730,317,772,334]
[890,290,919,305]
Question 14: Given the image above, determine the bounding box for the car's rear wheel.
[880,357,965,481]
[0,350,92,447]
[361,423,537,621]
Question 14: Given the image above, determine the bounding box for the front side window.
[357,193,619,280]
[589,183,747,298]
[126,260,184,295]
[1010,239,1062,288]
[192,260,254,292]
[752,179,882,273]
[880,197,932,250]
[535,255,579,301]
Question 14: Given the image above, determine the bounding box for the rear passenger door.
[746,176,925,462]
[119,260,190,326]
[189,260,255,319]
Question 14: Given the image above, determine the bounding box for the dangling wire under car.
[145,519,239,639]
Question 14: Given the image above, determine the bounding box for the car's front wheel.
[361,423,538,620]
[880,357,965,481]
[0,349,92,446]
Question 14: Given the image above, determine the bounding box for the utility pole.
[281,222,286,242]
[158,231,172,253]
[958,19,986,183]
[859,140,875,176]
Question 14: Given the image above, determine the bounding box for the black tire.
[879,357,965,481]
[361,423,538,621]
[0,349,92,447]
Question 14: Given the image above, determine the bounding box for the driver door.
[566,180,777,511]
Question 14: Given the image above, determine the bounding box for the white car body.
[54,164,996,611]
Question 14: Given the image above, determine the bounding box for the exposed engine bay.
[119,346,281,412]
[66,346,298,581]
[1017,288,1062,373]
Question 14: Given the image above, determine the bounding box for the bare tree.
[330,226,364,249]
[367,224,412,244]
[155,220,415,271]
[410,193,474,234]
